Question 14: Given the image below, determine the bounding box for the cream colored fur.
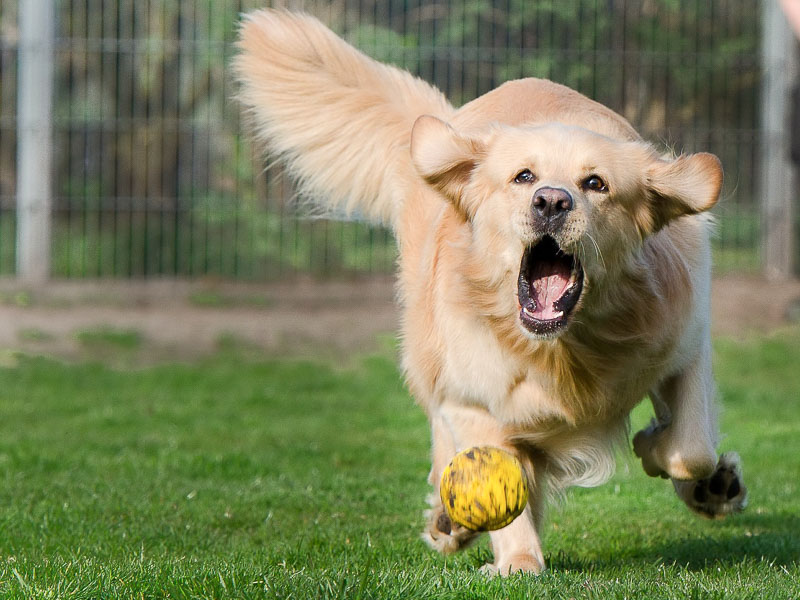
[235,10,747,576]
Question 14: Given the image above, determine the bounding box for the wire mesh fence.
[0,0,764,279]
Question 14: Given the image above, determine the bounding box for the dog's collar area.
[517,236,584,336]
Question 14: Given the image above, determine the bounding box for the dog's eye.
[514,169,536,184]
[582,175,608,192]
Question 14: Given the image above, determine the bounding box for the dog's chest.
[432,316,569,423]
[435,316,666,426]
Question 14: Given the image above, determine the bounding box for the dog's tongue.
[530,260,572,320]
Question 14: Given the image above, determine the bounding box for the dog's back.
[453,78,641,142]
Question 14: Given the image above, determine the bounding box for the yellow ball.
[440,446,528,531]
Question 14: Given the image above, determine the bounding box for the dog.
[234,10,747,575]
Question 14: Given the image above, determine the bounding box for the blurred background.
[3,5,800,595]
[0,0,798,356]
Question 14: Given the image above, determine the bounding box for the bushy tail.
[234,10,452,227]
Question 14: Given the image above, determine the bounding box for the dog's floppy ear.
[645,152,723,232]
[410,115,486,219]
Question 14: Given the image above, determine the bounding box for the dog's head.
[410,116,722,340]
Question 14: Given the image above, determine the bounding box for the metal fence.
[0,0,771,279]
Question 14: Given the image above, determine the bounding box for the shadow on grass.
[650,510,800,570]
[549,510,800,573]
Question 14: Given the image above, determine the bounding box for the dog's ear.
[645,152,723,232]
[411,115,486,219]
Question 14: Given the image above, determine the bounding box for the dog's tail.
[234,10,452,226]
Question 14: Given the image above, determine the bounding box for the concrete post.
[16,0,55,282]
[761,1,798,280]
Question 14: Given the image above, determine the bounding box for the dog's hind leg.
[633,339,747,516]
[423,402,545,575]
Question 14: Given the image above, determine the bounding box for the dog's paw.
[421,504,479,554]
[479,552,544,577]
[672,452,748,519]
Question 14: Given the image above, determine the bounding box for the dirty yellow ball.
[440,446,528,532]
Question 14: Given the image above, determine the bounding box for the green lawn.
[0,329,798,599]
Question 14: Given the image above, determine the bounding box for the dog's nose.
[532,187,573,220]
[532,187,572,232]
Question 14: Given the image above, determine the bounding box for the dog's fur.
[235,10,747,575]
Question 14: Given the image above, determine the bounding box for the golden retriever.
[234,10,747,575]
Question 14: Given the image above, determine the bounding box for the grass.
[188,291,276,309]
[74,327,143,350]
[0,330,798,599]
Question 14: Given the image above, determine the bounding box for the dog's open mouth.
[517,236,584,336]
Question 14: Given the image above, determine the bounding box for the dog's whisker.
[585,232,607,272]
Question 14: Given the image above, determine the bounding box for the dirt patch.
[0,274,797,364]
[0,277,398,364]
[711,275,800,337]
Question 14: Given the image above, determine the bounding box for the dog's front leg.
[424,402,545,575]
[422,409,480,554]
[633,340,747,517]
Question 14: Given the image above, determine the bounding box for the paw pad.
[676,452,748,519]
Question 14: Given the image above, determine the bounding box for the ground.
[0,275,797,363]
[0,279,797,598]
[0,276,398,363]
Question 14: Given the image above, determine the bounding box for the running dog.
[234,10,747,575]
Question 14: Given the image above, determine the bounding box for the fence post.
[761,1,798,281]
[16,0,55,283]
